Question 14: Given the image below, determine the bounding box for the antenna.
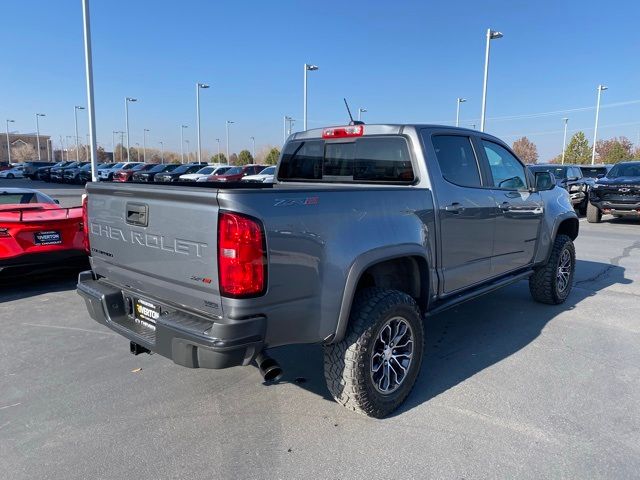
[343,98,364,125]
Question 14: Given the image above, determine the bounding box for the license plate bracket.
[134,298,161,324]
[34,230,62,245]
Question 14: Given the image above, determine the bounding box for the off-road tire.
[529,234,575,305]
[586,202,602,223]
[323,288,424,418]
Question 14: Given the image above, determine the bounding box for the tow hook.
[255,351,283,382]
[130,341,151,356]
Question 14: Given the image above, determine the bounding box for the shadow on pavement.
[264,260,631,414]
[0,263,87,302]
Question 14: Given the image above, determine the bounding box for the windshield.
[212,166,231,175]
[223,167,242,175]
[606,163,640,178]
[259,166,275,175]
[196,166,214,175]
[132,163,150,171]
[111,162,125,169]
[529,166,567,179]
[171,165,194,174]
[580,167,607,178]
[149,164,179,173]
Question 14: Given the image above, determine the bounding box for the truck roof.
[289,124,494,141]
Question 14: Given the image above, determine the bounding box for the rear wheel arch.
[555,217,579,241]
[334,251,430,343]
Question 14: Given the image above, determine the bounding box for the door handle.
[445,203,465,213]
[498,202,511,211]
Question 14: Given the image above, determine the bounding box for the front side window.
[483,141,528,190]
[431,135,481,188]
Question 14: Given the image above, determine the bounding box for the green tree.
[237,150,253,165]
[264,147,280,165]
[211,153,227,164]
[564,132,591,164]
[595,137,632,164]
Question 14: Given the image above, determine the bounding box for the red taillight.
[81,194,90,254]
[322,125,364,139]
[218,212,266,297]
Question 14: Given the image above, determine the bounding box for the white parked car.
[0,166,25,179]
[241,165,276,183]
[194,166,233,182]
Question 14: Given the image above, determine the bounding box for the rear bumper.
[76,271,265,369]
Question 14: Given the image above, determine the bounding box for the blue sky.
[1,0,639,160]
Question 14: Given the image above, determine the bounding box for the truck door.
[425,133,495,294]
[478,139,544,276]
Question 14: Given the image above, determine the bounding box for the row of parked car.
[529,162,640,223]
[4,160,276,184]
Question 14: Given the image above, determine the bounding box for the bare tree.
[512,137,538,164]
[595,137,632,164]
[11,143,37,163]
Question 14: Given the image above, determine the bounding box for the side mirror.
[54,199,60,204]
[534,171,555,191]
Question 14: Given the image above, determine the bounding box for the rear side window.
[278,137,413,183]
[431,135,482,187]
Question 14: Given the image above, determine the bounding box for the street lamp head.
[198,83,210,89]
[305,64,319,71]
[144,128,150,132]
[75,106,85,110]
[489,30,503,39]
[359,107,367,113]
[7,119,14,123]
[562,117,569,122]
[227,120,234,125]
[181,124,188,129]
[126,97,137,102]
[457,98,467,103]
[36,113,46,117]
[598,84,608,91]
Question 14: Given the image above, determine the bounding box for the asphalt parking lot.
[1,179,639,479]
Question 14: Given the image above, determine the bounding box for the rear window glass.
[278,137,414,183]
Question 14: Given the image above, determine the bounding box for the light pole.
[125,97,137,162]
[358,108,367,121]
[591,84,608,165]
[81,0,98,180]
[226,120,234,161]
[561,118,569,165]
[66,136,75,161]
[143,128,149,162]
[74,106,85,161]
[303,63,319,130]
[112,130,117,161]
[135,143,140,161]
[455,98,466,127]
[196,82,209,163]
[159,141,164,163]
[35,113,46,160]
[250,136,255,159]
[185,140,190,162]
[5,119,14,164]
[180,124,188,163]
[283,115,291,143]
[288,118,295,136]
[480,29,503,132]
[216,138,220,159]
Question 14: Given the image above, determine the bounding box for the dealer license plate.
[34,230,62,245]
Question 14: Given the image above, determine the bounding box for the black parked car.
[62,162,91,183]
[579,165,613,181]
[50,161,82,182]
[35,161,72,181]
[528,164,590,214]
[22,161,52,179]
[132,163,180,182]
[153,163,205,182]
[587,161,640,223]
[77,163,115,184]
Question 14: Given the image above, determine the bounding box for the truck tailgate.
[85,182,223,318]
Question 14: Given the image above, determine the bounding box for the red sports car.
[0,188,87,273]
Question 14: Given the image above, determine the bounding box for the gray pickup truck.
[78,124,578,417]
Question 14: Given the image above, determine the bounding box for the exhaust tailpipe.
[255,351,283,382]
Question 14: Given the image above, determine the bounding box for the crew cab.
[77,124,578,418]
[587,160,640,222]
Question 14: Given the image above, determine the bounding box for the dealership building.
[0,133,51,163]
